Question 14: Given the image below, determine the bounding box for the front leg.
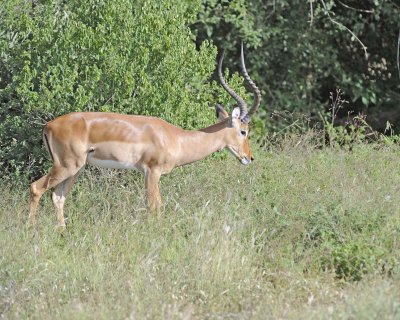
[145,169,162,213]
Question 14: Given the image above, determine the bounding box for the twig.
[337,1,374,13]
[388,0,400,10]
[309,0,314,26]
[277,119,300,134]
[266,0,276,20]
[397,28,400,79]
[320,0,368,59]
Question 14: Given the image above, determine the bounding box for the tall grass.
[1,137,400,319]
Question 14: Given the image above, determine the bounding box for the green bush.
[0,0,231,178]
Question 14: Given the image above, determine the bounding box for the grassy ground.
[1,138,400,319]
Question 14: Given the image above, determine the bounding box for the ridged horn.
[239,42,261,124]
[218,49,248,118]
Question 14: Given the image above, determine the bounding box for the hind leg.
[29,165,83,226]
[29,174,51,225]
[52,167,84,228]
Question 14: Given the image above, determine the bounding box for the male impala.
[29,44,261,228]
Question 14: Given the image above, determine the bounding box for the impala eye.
[240,130,247,136]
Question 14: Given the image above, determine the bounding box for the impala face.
[28,43,261,229]
[216,105,253,165]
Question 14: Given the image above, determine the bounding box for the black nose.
[251,156,254,161]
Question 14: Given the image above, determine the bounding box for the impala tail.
[43,129,54,162]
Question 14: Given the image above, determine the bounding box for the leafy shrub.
[0,0,239,178]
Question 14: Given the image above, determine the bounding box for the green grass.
[1,139,400,319]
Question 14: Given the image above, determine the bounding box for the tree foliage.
[193,0,400,131]
[0,0,221,177]
[1,0,399,178]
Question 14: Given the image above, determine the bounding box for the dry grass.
[1,140,400,319]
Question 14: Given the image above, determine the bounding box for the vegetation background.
[1,0,400,318]
[1,0,399,177]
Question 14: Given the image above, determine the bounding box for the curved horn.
[218,50,248,117]
[240,42,261,124]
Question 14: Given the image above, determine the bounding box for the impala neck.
[176,120,231,167]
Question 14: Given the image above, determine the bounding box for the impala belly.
[86,141,145,172]
[86,157,139,170]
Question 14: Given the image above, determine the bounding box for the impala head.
[217,42,261,165]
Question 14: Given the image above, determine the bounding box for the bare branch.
[266,0,276,20]
[388,0,400,10]
[397,28,400,79]
[337,1,374,14]
[320,0,368,59]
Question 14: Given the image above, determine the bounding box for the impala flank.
[29,44,261,228]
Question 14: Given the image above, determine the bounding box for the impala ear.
[231,107,241,120]
[216,104,229,121]
[230,107,241,128]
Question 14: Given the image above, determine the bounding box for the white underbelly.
[87,157,140,171]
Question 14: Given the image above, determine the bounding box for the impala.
[29,44,261,228]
